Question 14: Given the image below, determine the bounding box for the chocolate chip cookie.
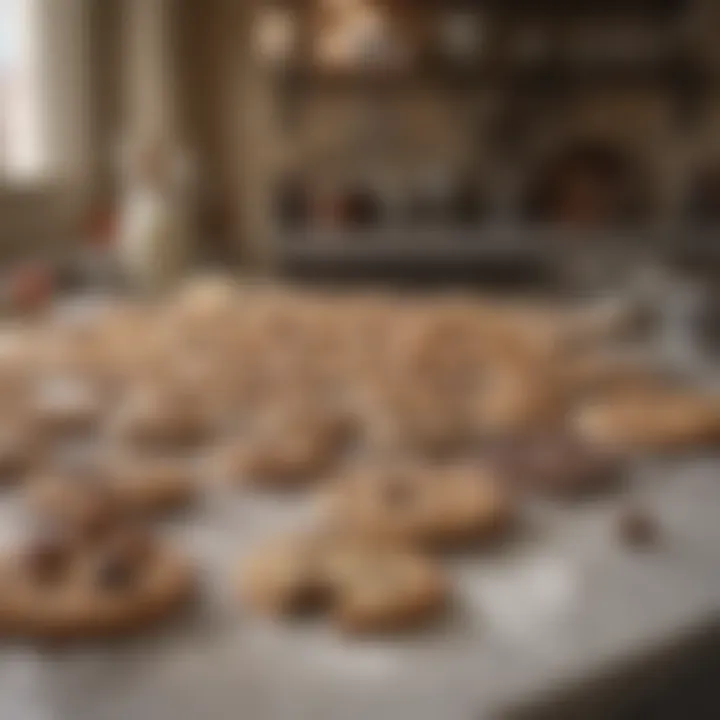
[485,433,623,499]
[574,388,720,452]
[239,532,447,635]
[216,404,353,487]
[0,514,194,640]
[324,464,514,549]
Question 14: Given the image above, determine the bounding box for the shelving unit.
[249,0,720,277]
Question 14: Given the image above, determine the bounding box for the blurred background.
[2,0,720,293]
[1,2,720,718]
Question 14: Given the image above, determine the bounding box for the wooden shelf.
[270,0,687,14]
[485,0,688,18]
[273,60,715,95]
[276,226,666,255]
[274,64,492,92]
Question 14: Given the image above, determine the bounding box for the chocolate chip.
[95,554,136,591]
[619,507,658,547]
[106,526,154,568]
[24,531,72,583]
[287,581,331,616]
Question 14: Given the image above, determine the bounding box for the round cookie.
[29,455,196,519]
[322,542,448,635]
[104,456,197,514]
[240,532,330,617]
[324,464,513,549]
[215,404,353,487]
[573,389,720,452]
[239,532,447,635]
[107,385,211,449]
[169,274,240,323]
[28,473,130,539]
[485,434,623,499]
[31,377,103,436]
[0,419,43,483]
[563,354,678,402]
[472,365,568,437]
[0,520,194,640]
[358,381,474,457]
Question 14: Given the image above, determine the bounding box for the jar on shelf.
[253,5,298,67]
[437,10,484,65]
[315,0,410,71]
[409,168,455,226]
[448,177,484,226]
[309,181,347,231]
[344,184,381,228]
[275,176,309,230]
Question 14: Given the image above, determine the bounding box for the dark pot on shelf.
[344,187,381,229]
[276,180,309,230]
[448,182,484,226]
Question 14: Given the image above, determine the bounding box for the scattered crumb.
[618,507,658,548]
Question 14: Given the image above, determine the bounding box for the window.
[0,0,44,182]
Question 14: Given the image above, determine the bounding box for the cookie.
[473,366,567,437]
[240,532,330,616]
[28,474,126,543]
[0,527,194,640]
[574,389,720,452]
[563,355,676,401]
[485,434,623,499]
[170,275,239,323]
[322,542,448,634]
[0,421,41,483]
[324,464,513,549]
[107,385,211,449]
[239,532,447,635]
[104,456,197,514]
[359,381,474,457]
[216,405,352,487]
[31,378,102,436]
[29,455,196,520]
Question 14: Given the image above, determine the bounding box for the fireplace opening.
[523,140,647,229]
